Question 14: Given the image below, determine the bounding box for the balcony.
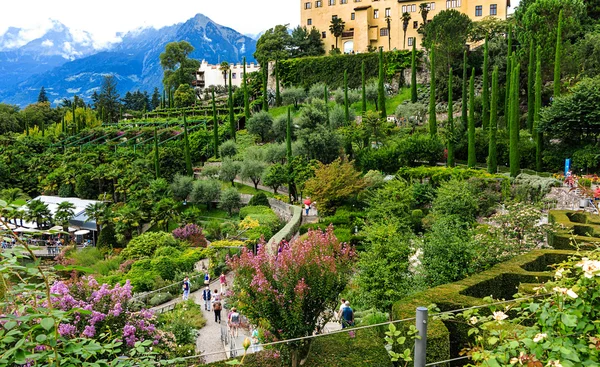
[341,31,354,38]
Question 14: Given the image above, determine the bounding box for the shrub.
[220,187,242,216]
[281,86,307,108]
[220,140,238,158]
[239,205,274,219]
[172,223,208,247]
[97,224,119,250]
[432,179,479,223]
[248,192,270,207]
[121,231,183,259]
[170,174,194,201]
[330,104,356,128]
[397,133,445,166]
[151,256,177,281]
[149,292,173,306]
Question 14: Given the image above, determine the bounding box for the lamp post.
[385,16,392,51]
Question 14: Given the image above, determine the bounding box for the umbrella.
[303,198,312,206]
[74,230,90,235]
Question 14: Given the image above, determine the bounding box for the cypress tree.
[535,46,543,172]
[505,25,513,121]
[243,57,250,123]
[344,69,350,124]
[275,60,281,107]
[411,43,418,103]
[162,89,166,109]
[72,103,76,129]
[325,85,330,126]
[25,119,29,136]
[447,68,455,167]
[488,67,499,174]
[154,127,160,179]
[286,107,292,162]
[228,70,236,141]
[482,37,490,133]
[61,115,65,134]
[462,50,468,127]
[467,67,476,168]
[41,119,45,137]
[183,113,193,176]
[378,49,387,118]
[361,61,367,113]
[527,39,535,134]
[262,64,269,112]
[509,57,520,177]
[429,46,437,136]
[554,10,563,98]
[212,90,219,158]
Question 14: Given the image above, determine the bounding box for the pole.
[414,307,428,367]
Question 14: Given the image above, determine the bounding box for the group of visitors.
[1,238,15,249]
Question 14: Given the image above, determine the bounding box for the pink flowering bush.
[227,226,355,367]
[50,276,174,349]
[172,223,207,247]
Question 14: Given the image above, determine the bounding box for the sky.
[0,0,301,48]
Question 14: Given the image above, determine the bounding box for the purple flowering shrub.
[172,223,207,247]
[50,276,175,349]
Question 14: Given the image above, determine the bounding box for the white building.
[193,60,261,89]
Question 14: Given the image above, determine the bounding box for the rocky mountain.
[0,14,257,106]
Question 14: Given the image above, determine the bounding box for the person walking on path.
[182,276,191,301]
[202,286,212,311]
[219,273,227,293]
[213,299,222,323]
[335,298,346,322]
[204,271,211,285]
[340,301,354,329]
[229,307,241,338]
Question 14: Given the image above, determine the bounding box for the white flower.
[546,360,563,367]
[509,357,519,365]
[575,258,600,278]
[566,289,578,299]
[533,333,547,342]
[553,287,568,295]
[555,268,564,279]
[493,311,508,322]
[469,316,478,325]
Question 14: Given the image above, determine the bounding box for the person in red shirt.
[594,186,600,201]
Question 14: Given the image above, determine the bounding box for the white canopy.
[0,223,16,230]
[74,230,90,235]
[13,227,39,233]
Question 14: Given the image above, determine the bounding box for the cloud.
[41,39,53,47]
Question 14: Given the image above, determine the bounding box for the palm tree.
[329,17,346,50]
[220,62,230,87]
[54,201,76,232]
[151,198,179,232]
[0,188,29,205]
[26,199,51,229]
[402,12,412,49]
[85,202,107,243]
[419,3,430,24]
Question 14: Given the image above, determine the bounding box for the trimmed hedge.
[278,50,419,90]
[548,210,600,249]
[205,328,392,367]
[267,204,302,252]
[391,249,573,366]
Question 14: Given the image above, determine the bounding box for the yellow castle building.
[300,0,509,53]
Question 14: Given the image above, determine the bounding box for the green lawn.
[226,182,275,197]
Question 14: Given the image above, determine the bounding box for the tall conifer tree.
[228,70,236,141]
[467,68,476,168]
[411,43,418,103]
[535,46,543,172]
[378,49,387,118]
[183,113,193,176]
[509,58,520,177]
[505,25,512,122]
[243,57,250,123]
[461,50,468,126]
[527,40,535,133]
[154,127,160,179]
[482,37,490,133]
[212,90,219,158]
[361,61,367,113]
[447,68,455,167]
[488,67,499,174]
[429,47,437,136]
[554,10,563,98]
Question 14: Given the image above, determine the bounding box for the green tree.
[411,43,418,103]
[183,114,193,176]
[0,103,21,135]
[171,174,194,201]
[329,17,345,50]
[191,179,221,209]
[467,68,476,168]
[527,40,535,134]
[219,159,242,186]
[54,201,75,232]
[228,70,236,141]
[262,66,269,112]
[281,86,307,109]
[402,12,412,49]
[290,26,325,57]
[482,37,490,133]
[362,60,367,113]
[254,25,292,66]
[153,127,160,179]
[432,179,478,222]
[378,49,387,119]
[173,84,195,107]
[37,87,48,103]
[220,61,230,87]
[241,159,267,190]
[429,47,437,136]
[505,25,512,121]
[262,163,287,194]
[159,41,200,91]
[509,58,521,177]
[212,90,219,158]
[219,187,242,216]
[488,67,499,174]
[461,50,468,126]
[151,198,179,231]
[98,75,121,123]
[554,9,563,98]
[243,57,250,124]
[422,10,472,74]
[247,111,274,142]
[151,87,161,110]
[534,46,543,172]
[26,199,51,229]
[447,67,455,167]
[85,202,107,243]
